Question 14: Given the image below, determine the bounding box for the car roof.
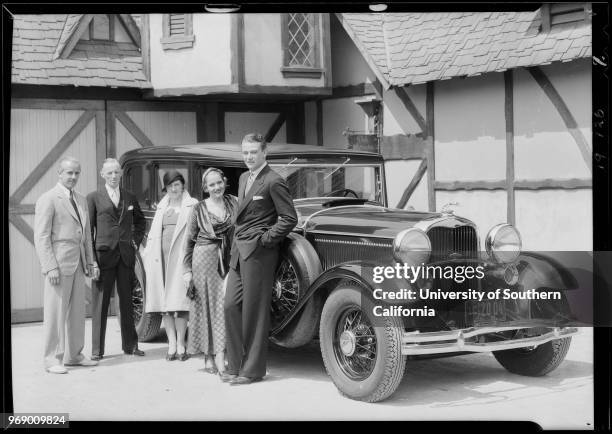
[119,143,384,164]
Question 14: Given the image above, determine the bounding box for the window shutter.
[550,3,587,26]
[169,14,186,36]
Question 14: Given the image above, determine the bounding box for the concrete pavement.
[9,319,593,427]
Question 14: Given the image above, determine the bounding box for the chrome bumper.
[401,326,579,355]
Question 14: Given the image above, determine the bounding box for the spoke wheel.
[271,259,300,329]
[133,251,162,342]
[320,285,406,402]
[333,306,377,380]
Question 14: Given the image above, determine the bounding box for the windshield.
[270,164,383,203]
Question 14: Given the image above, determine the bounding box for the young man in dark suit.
[222,133,297,385]
[87,158,146,360]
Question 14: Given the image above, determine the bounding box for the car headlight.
[485,224,521,263]
[393,228,431,265]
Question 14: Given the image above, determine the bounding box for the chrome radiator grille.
[311,236,393,270]
[427,226,478,262]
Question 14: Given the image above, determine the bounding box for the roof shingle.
[12,14,150,89]
[340,10,592,88]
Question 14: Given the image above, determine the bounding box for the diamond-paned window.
[281,13,323,78]
[287,13,315,67]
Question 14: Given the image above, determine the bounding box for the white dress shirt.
[245,162,267,195]
[105,184,120,207]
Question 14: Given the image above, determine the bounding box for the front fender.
[513,252,579,291]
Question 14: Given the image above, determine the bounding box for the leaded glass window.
[281,13,322,77]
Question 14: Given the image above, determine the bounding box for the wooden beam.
[394,87,427,133]
[203,103,219,142]
[396,159,428,209]
[426,82,436,212]
[10,110,95,204]
[434,178,592,191]
[380,134,427,160]
[9,214,34,244]
[514,178,592,190]
[287,103,305,144]
[95,110,107,190]
[106,109,116,158]
[11,98,104,110]
[435,180,507,191]
[141,14,151,81]
[107,100,201,112]
[316,100,323,146]
[12,84,146,101]
[230,14,245,86]
[504,70,516,225]
[527,66,592,173]
[59,14,94,59]
[8,204,35,214]
[265,112,286,143]
[238,84,332,96]
[217,106,226,142]
[322,13,332,89]
[330,83,379,99]
[119,14,141,48]
[115,111,155,148]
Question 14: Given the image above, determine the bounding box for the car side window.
[124,164,152,210]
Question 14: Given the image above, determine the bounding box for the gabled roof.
[338,10,592,88]
[12,14,150,89]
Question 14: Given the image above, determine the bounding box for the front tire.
[319,285,406,402]
[493,337,572,376]
[133,251,162,342]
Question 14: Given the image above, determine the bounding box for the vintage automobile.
[119,143,578,402]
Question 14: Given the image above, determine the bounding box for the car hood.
[297,201,475,239]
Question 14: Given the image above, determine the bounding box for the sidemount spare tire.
[270,232,323,348]
[133,251,162,342]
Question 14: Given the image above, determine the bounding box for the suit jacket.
[34,184,95,276]
[230,164,297,267]
[87,186,146,269]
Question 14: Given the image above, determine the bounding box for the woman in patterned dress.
[183,168,238,374]
[143,170,198,361]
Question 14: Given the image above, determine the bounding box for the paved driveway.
[9,320,593,427]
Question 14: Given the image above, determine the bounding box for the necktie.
[69,191,83,228]
[245,172,255,196]
[110,188,119,207]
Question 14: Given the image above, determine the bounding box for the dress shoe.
[65,357,98,367]
[91,355,103,361]
[124,348,145,356]
[166,352,177,361]
[46,365,68,374]
[204,367,218,374]
[229,376,263,386]
[219,372,238,383]
[178,352,189,362]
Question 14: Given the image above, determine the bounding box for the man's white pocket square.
[253,195,264,201]
[128,205,134,210]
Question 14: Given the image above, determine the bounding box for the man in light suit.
[34,157,99,374]
[88,158,146,360]
[222,133,297,385]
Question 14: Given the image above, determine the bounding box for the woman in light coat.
[143,170,198,361]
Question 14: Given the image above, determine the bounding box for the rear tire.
[493,337,572,376]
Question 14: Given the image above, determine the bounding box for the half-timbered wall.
[9,98,201,323]
[149,14,233,90]
[224,112,287,143]
[243,14,328,88]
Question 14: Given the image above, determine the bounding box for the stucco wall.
[513,59,591,180]
[382,84,427,136]
[243,14,326,88]
[434,72,507,182]
[150,14,232,89]
[322,98,366,148]
[330,14,378,87]
[385,160,429,211]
